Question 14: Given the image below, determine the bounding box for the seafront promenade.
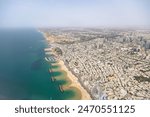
[40,28,150,100]
[44,44,92,100]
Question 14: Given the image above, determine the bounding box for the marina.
[45,57,55,62]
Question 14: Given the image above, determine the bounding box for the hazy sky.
[0,0,150,27]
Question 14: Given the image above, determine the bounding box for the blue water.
[0,28,75,100]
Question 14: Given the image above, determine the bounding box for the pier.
[59,85,64,93]
[49,68,56,82]
[51,77,56,82]
[49,68,52,73]
[45,57,56,62]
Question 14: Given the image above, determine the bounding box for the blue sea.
[0,28,76,100]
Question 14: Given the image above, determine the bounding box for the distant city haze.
[0,0,150,28]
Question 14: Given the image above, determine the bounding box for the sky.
[0,0,150,28]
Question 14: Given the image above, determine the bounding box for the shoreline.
[41,31,92,100]
[56,60,92,100]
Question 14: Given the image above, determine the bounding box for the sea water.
[0,28,77,100]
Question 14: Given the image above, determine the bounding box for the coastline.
[56,60,92,100]
[41,31,92,100]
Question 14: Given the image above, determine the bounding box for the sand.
[56,60,92,100]
[41,31,92,100]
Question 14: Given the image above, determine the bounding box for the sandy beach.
[55,60,92,100]
[42,31,92,100]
